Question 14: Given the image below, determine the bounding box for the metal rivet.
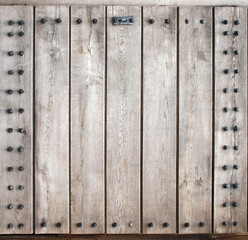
[19,51,24,56]
[7,108,14,114]
[19,108,24,113]
[223,107,229,112]
[185,19,190,24]
[18,223,24,229]
[8,70,14,75]
[8,167,13,172]
[232,202,238,207]
[223,126,229,131]
[8,32,14,37]
[18,146,24,152]
[223,183,229,189]
[234,88,239,93]
[7,204,13,209]
[199,222,205,227]
[19,128,25,133]
[233,165,239,170]
[7,146,14,152]
[224,50,229,55]
[7,128,13,133]
[223,20,228,24]
[8,51,14,56]
[232,183,239,189]
[223,202,228,207]
[7,89,14,94]
[184,222,190,228]
[223,165,228,170]
[163,222,169,228]
[19,166,24,171]
[18,70,24,75]
[18,31,25,37]
[223,88,229,93]
[233,221,238,226]
[41,222,46,228]
[233,107,240,112]
[234,31,240,36]
[233,125,240,132]
[92,19,98,24]
[129,222,134,227]
[92,222,97,228]
[224,69,229,74]
[8,223,13,229]
[41,18,46,24]
[8,185,14,190]
[223,31,229,35]
[19,185,24,190]
[148,222,153,228]
[18,20,25,25]
[200,19,206,24]
[76,222,82,227]
[234,20,240,25]
[18,204,24,209]
[18,89,24,94]
[56,18,62,23]
[234,146,239,151]
[77,18,82,24]
[112,222,118,228]
[223,145,229,150]
[234,69,239,74]
[149,19,155,24]
[222,221,228,226]
[234,50,240,55]
[165,19,170,24]
[56,222,62,228]
[9,20,15,25]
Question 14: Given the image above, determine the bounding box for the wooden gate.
[0,4,247,237]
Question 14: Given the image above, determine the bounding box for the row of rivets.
[6,89,24,94]
[223,19,240,25]
[7,204,24,209]
[8,31,25,37]
[8,51,24,56]
[6,108,24,114]
[7,146,24,152]
[8,69,24,75]
[7,185,24,190]
[222,164,239,170]
[183,222,205,227]
[9,20,25,25]
[40,18,62,24]
[223,145,239,150]
[7,223,24,229]
[40,222,62,228]
[148,18,171,24]
[76,18,98,24]
[7,166,24,171]
[223,49,239,55]
[184,19,206,24]
[222,183,238,189]
[222,221,239,226]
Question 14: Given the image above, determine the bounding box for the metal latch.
[112,16,134,26]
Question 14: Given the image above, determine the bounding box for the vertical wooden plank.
[35,6,69,234]
[214,7,247,233]
[178,7,212,234]
[0,6,33,234]
[71,6,105,234]
[106,6,141,234]
[142,6,177,234]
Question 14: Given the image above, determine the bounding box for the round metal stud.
[149,19,155,24]
[200,19,206,24]
[56,18,62,23]
[77,18,82,24]
[19,185,24,190]
[7,128,13,133]
[7,204,13,209]
[234,31,240,36]
[8,32,14,37]
[232,183,239,189]
[223,126,229,131]
[223,183,229,189]
[234,50,240,55]
[224,50,229,55]
[92,222,97,228]
[18,223,24,229]
[184,222,190,228]
[223,165,228,170]
[8,51,14,56]
[9,20,14,25]
[41,18,46,24]
[8,223,13,229]
[234,20,240,25]
[8,185,14,190]
[224,69,230,74]
[185,19,190,24]
[199,222,205,227]
[112,222,118,228]
[223,88,229,93]
[223,20,228,24]
[223,107,229,112]
[56,222,62,228]
[163,222,169,228]
[19,166,24,171]
[18,146,24,152]
[223,145,229,150]
[148,222,153,228]
[19,128,25,133]
[41,222,46,228]
[233,107,240,112]
[165,19,170,24]
[129,222,134,227]
[233,222,238,226]
[234,88,239,93]
[234,69,239,74]
[92,19,98,24]
[19,51,24,56]
[7,146,14,152]
[19,31,25,37]
[8,167,13,172]
[18,204,24,209]
[7,89,14,94]
[18,20,25,25]
[8,70,14,75]
[234,146,239,151]
[233,165,239,170]
[222,221,228,226]
[223,202,228,207]
[232,202,238,207]
[233,125,240,131]
[19,108,24,113]
[18,89,24,94]
[76,222,82,228]
[18,70,24,75]
[223,31,229,35]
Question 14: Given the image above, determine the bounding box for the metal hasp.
[112,16,133,25]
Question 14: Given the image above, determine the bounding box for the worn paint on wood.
[178,7,212,234]
[142,6,177,234]
[35,6,69,234]
[106,6,141,234]
[71,6,105,234]
[214,7,247,234]
[0,6,33,234]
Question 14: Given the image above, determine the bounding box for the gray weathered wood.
[34,6,69,234]
[178,7,212,234]
[106,5,141,234]
[0,6,33,234]
[70,6,105,234]
[143,6,177,234]
[214,7,247,234]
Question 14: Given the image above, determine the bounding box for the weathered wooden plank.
[70,6,105,234]
[178,7,212,234]
[142,6,177,234]
[0,6,33,234]
[106,6,141,234]
[214,7,247,234]
[34,6,69,234]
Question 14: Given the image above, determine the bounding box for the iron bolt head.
[165,19,170,24]
[234,88,239,93]
[18,89,24,94]
[18,70,24,75]
[7,146,14,152]
[19,185,24,190]
[8,204,13,209]
[92,19,98,24]
[223,221,228,226]
[234,146,239,151]
[19,128,25,133]
[18,223,24,229]
[184,222,190,228]
[7,128,13,133]
[223,31,229,35]
[19,51,24,56]
[129,222,134,227]
[223,107,229,112]
[19,31,25,37]
[56,18,62,23]
[223,202,228,207]
[8,167,13,172]
[223,126,229,131]
[223,88,229,93]
[8,51,14,56]
[112,222,118,228]
[223,165,228,170]
[234,69,239,74]
[223,20,228,24]
[224,69,229,74]
[92,222,97,228]
[148,222,153,228]
[18,204,24,209]
[56,222,62,228]
[77,18,82,24]
[163,222,169,228]
[232,202,238,207]
[233,125,240,131]
[19,108,24,113]
[199,222,205,227]
[18,146,24,152]
[8,223,13,229]
[7,89,13,94]
[18,20,25,25]
[8,32,14,37]
[232,183,239,189]
[234,31,240,36]
[8,185,14,190]
[9,20,14,25]
[224,50,229,55]
[234,50,240,55]
[233,221,238,226]
[185,19,190,24]
[41,222,46,227]
[233,107,240,112]
[8,70,14,75]
[234,20,240,25]
[223,183,229,189]
[19,166,24,171]
[233,165,239,170]
[41,18,46,24]
[149,19,155,24]
[200,19,206,24]
[223,145,229,150]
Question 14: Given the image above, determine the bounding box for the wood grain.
[35,6,69,234]
[214,7,247,234]
[70,6,105,234]
[142,6,177,234]
[0,6,33,234]
[106,6,141,234]
[178,7,212,234]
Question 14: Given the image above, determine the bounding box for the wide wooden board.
[0,6,33,234]
[34,6,69,234]
[178,7,212,234]
[106,6,141,234]
[70,6,105,234]
[142,6,177,234]
[214,7,247,234]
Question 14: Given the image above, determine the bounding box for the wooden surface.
[35,6,69,234]
[214,7,247,233]
[70,6,105,234]
[0,6,33,234]
[142,6,177,234]
[106,6,141,234]
[178,7,212,234]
